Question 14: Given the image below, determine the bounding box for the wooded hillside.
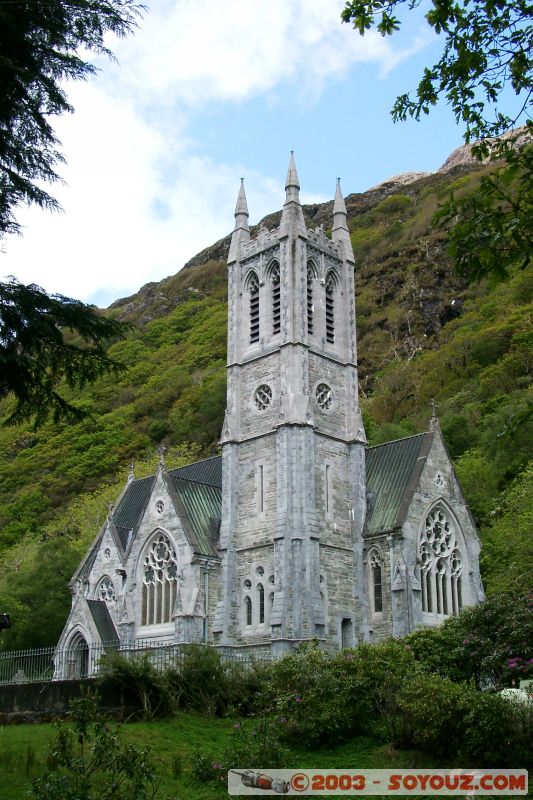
[0,156,530,649]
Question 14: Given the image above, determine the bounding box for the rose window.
[96,576,116,603]
[141,532,178,626]
[425,508,453,556]
[316,383,332,411]
[254,384,272,411]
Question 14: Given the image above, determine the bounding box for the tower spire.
[228,178,250,262]
[285,151,300,203]
[331,178,354,262]
[280,151,305,236]
[235,177,249,221]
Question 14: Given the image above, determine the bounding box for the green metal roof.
[87,600,119,644]
[77,533,103,580]
[169,456,222,487]
[102,432,431,560]
[170,477,221,557]
[113,475,155,531]
[365,432,433,534]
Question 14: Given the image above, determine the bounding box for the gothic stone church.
[58,156,485,661]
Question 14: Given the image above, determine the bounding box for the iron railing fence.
[0,640,271,685]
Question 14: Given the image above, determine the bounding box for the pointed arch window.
[248,271,260,343]
[325,272,336,344]
[270,262,281,335]
[307,262,316,335]
[141,532,178,626]
[420,507,463,616]
[258,583,265,624]
[368,549,383,615]
[245,595,253,626]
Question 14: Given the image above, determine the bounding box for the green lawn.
[0,713,440,799]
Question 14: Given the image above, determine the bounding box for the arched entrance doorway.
[66,632,90,678]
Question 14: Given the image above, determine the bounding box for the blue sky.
[2,0,469,307]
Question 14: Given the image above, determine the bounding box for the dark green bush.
[390,673,470,755]
[166,644,269,716]
[461,692,533,768]
[260,643,380,746]
[223,717,289,770]
[99,653,175,720]
[101,645,268,719]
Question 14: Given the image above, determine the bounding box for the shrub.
[31,689,156,800]
[99,652,175,720]
[166,645,268,716]
[192,749,226,784]
[223,718,289,770]
[404,593,533,689]
[461,692,533,768]
[261,643,377,746]
[390,673,471,755]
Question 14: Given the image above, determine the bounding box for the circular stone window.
[254,384,272,411]
[316,383,332,411]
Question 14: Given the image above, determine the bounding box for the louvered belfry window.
[271,263,280,335]
[325,272,335,343]
[307,263,314,334]
[249,272,260,343]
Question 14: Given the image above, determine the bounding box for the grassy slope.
[0,713,441,800]
[0,161,530,649]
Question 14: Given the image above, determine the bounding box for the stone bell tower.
[213,155,368,654]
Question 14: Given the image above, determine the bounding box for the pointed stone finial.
[228,178,250,262]
[234,178,249,220]
[280,151,305,236]
[285,151,300,194]
[107,503,114,519]
[331,177,354,261]
[158,444,167,470]
[333,177,347,216]
[127,462,135,483]
[429,398,441,433]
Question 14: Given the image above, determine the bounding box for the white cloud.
[110,0,415,104]
[1,0,431,304]
[1,82,289,304]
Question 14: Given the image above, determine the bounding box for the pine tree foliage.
[0,278,130,427]
[0,0,143,237]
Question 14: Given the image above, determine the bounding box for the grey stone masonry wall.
[217,159,367,654]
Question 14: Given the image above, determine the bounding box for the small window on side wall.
[368,549,383,615]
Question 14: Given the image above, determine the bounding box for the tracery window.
[271,262,280,335]
[325,272,336,344]
[248,271,260,343]
[368,550,383,614]
[141,532,178,626]
[96,576,116,603]
[420,507,463,616]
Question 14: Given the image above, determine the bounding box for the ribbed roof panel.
[87,600,119,644]
[169,456,222,487]
[171,477,221,557]
[365,433,432,534]
[113,476,155,530]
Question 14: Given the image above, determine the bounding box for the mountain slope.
[0,155,530,649]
